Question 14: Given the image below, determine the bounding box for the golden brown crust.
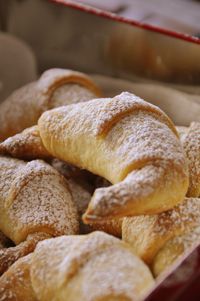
[37,68,101,106]
[0,254,37,301]
[31,232,154,301]
[38,92,188,221]
[0,126,51,160]
[88,219,123,238]
[0,156,79,273]
[180,122,200,197]
[0,158,79,244]
[83,160,188,222]
[152,226,200,276]
[0,233,50,276]
[0,68,101,141]
[122,198,200,264]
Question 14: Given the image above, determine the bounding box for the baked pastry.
[0,134,122,237]
[0,126,51,160]
[38,92,189,221]
[88,218,123,238]
[30,231,154,301]
[152,225,200,276]
[122,198,200,273]
[176,125,189,140]
[0,254,37,301]
[0,232,154,301]
[0,68,101,141]
[0,156,78,274]
[177,122,200,197]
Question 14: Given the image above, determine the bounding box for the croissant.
[0,156,78,274]
[0,126,51,160]
[152,225,200,276]
[36,92,188,221]
[87,218,123,238]
[0,68,101,141]
[122,197,200,273]
[0,129,123,237]
[30,231,154,301]
[0,254,37,301]
[177,122,200,197]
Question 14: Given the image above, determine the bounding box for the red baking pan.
[1,0,200,84]
[0,0,200,300]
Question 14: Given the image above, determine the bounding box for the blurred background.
[75,0,200,37]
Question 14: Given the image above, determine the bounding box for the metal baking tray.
[0,0,200,300]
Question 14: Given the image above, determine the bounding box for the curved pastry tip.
[82,210,98,224]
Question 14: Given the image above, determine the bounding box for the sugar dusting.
[7,160,79,241]
[0,68,99,141]
[51,84,96,108]
[0,126,50,160]
[0,254,34,301]
[0,232,50,276]
[39,92,188,219]
[0,157,79,245]
[182,122,200,197]
[122,198,200,264]
[152,198,200,237]
[0,156,25,205]
[31,232,154,301]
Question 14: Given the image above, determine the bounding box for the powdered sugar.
[0,253,34,301]
[122,198,200,264]
[0,157,79,245]
[182,122,200,196]
[155,230,200,279]
[153,197,200,236]
[39,92,188,221]
[0,126,50,160]
[31,232,154,301]
[51,84,96,108]
[0,68,100,141]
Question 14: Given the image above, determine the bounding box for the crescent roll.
[177,122,200,197]
[0,156,78,274]
[31,231,154,301]
[0,68,101,141]
[0,126,51,160]
[0,254,37,301]
[122,197,200,273]
[37,92,189,221]
[152,226,200,276]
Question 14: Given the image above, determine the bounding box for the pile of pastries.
[0,68,199,301]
